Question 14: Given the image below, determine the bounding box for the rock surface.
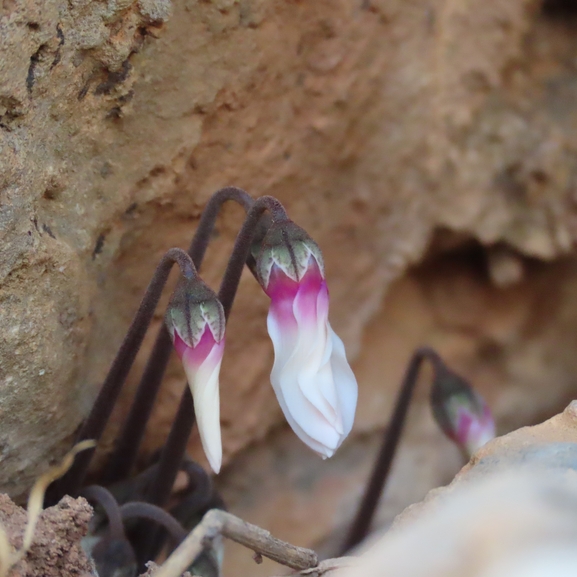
[339,468,577,577]
[0,494,93,577]
[332,401,577,577]
[3,0,577,572]
[392,398,577,530]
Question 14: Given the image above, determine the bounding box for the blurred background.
[3,0,577,574]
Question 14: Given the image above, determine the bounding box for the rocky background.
[3,0,577,574]
[338,402,577,577]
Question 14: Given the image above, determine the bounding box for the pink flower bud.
[431,368,495,457]
[166,279,225,473]
[256,222,358,458]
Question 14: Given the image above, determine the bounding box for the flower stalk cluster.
[254,221,357,458]
[50,188,359,521]
[163,205,359,472]
[43,187,499,572]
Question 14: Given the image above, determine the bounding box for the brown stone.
[4,0,577,574]
[0,494,94,577]
[329,402,577,577]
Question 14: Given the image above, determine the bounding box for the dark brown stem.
[120,502,187,545]
[133,196,287,569]
[144,394,195,506]
[218,196,288,315]
[102,187,254,485]
[339,346,440,554]
[80,485,126,541]
[49,249,197,503]
[178,460,213,503]
[169,459,224,530]
[144,196,289,510]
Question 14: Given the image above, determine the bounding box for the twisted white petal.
[267,261,358,458]
[178,331,224,474]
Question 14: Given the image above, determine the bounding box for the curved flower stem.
[178,459,214,506]
[133,459,220,564]
[218,195,288,315]
[339,346,442,554]
[144,196,289,510]
[49,248,197,503]
[103,187,254,485]
[80,485,127,541]
[120,502,187,545]
[80,484,138,577]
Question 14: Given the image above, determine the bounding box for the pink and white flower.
[256,222,358,458]
[430,370,495,457]
[166,279,225,473]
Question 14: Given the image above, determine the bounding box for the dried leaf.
[0,526,13,577]
[21,439,96,554]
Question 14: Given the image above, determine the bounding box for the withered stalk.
[145,195,289,509]
[154,509,318,577]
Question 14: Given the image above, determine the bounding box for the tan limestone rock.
[339,468,577,577]
[2,0,577,562]
[0,494,93,577]
[326,402,577,577]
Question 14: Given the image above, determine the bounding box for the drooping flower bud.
[430,367,495,457]
[165,278,225,473]
[255,220,358,459]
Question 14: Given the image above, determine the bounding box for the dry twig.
[154,509,319,577]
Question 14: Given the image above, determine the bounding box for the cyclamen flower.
[430,369,495,457]
[165,278,225,473]
[256,221,358,458]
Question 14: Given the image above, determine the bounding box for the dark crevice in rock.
[542,0,577,21]
[27,45,43,93]
[92,233,106,260]
[50,24,65,69]
[94,60,132,96]
[27,43,50,93]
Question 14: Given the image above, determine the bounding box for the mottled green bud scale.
[431,369,486,437]
[256,220,325,288]
[166,277,225,347]
[200,300,225,343]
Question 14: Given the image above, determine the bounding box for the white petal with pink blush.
[266,257,358,458]
[166,277,226,475]
[174,328,225,474]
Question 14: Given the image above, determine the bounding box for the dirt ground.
[0,494,94,577]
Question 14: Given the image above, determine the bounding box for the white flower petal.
[265,259,359,459]
[272,380,335,459]
[290,278,341,432]
[267,307,341,456]
[268,301,299,372]
[183,340,224,474]
[310,287,342,428]
[328,325,358,442]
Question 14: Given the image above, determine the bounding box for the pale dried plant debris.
[0,440,96,577]
[272,557,358,577]
[154,509,319,577]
